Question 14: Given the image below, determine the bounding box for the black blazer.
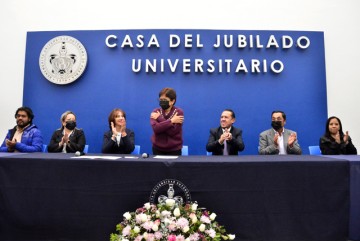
[206,126,245,155]
[48,128,86,153]
[102,129,135,154]
[320,135,357,155]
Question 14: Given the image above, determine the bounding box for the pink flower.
[154,231,163,240]
[146,233,155,241]
[176,217,189,229]
[168,234,177,241]
[168,222,178,231]
[142,221,154,231]
[136,207,146,213]
[206,228,216,238]
[122,225,131,236]
[188,233,200,241]
[176,234,185,241]
[200,215,210,224]
[134,235,143,241]
[154,219,161,226]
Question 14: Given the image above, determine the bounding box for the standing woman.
[150,87,184,155]
[48,111,86,153]
[319,116,357,155]
[102,108,135,154]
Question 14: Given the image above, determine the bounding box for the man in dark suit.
[206,109,245,155]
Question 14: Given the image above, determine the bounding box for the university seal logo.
[39,36,87,85]
[149,179,191,205]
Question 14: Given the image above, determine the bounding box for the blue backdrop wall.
[23,30,327,155]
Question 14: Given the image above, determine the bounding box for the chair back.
[181,146,189,156]
[83,145,89,153]
[309,145,321,155]
[42,144,48,153]
[132,145,140,155]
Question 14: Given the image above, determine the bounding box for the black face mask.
[159,100,170,110]
[271,121,282,131]
[65,121,77,130]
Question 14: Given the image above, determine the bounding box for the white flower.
[182,226,190,233]
[189,213,198,224]
[144,202,151,210]
[185,238,190,241]
[139,213,147,222]
[163,217,171,225]
[166,198,175,207]
[228,234,236,240]
[152,224,159,232]
[161,210,171,218]
[209,213,217,221]
[191,203,198,211]
[155,210,160,218]
[121,239,129,241]
[133,226,140,233]
[123,212,131,220]
[173,207,181,217]
[198,224,206,232]
[143,232,148,239]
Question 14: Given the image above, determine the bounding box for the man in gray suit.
[259,110,302,155]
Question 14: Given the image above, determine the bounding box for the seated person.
[206,109,245,155]
[102,108,135,154]
[319,116,357,155]
[48,111,86,153]
[0,106,43,152]
[259,110,302,155]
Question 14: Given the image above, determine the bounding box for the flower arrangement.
[110,201,235,241]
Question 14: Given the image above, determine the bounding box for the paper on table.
[153,155,179,159]
[71,155,121,160]
[124,156,139,159]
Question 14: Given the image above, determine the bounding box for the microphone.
[75,151,85,156]
[141,153,149,158]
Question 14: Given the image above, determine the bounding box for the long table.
[0,153,351,241]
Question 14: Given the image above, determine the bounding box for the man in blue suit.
[206,109,245,155]
[259,110,301,155]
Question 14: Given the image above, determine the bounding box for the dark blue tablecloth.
[0,153,350,241]
[327,155,360,241]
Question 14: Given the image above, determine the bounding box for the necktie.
[223,140,229,155]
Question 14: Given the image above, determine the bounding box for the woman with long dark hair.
[319,116,357,155]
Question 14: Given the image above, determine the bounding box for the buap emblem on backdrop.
[39,35,88,85]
